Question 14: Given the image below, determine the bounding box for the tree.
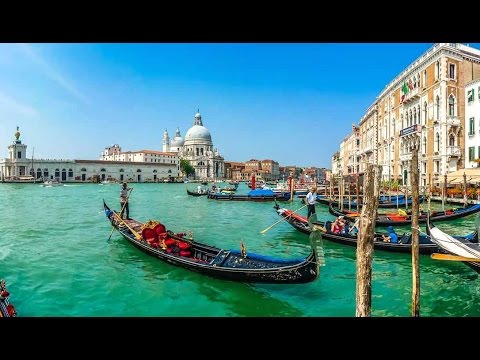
[180,159,195,178]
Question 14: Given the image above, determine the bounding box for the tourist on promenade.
[306,186,317,219]
[120,182,133,219]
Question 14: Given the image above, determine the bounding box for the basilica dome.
[184,125,212,143]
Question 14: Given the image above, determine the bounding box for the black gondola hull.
[104,201,319,284]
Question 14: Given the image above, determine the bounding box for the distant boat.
[42,179,64,187]
[100,179,117,185]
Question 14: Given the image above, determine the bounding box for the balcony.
[400,153,412,162]
[402,87,420,104]
[446,116,461,127]
[400,124,420,137]
[446,146,461,157]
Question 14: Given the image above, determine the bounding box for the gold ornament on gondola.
[240,240,247,258]
[141,219,160,231]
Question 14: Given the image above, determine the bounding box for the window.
[413,107,417,124]
[435,133,440,152]
[423,137,427,154]
[469,117,475,135]
[436,96,440,120]
[55,169,60,178]
[469,147,475,161]
[422,162,427,174]
[448,95,455,116]
[449,63,455,79]
[423,69,427,88]
[409,109,412,126]
[17,151,21,159]
[449,135,455,146]
[119,169,124,172]
[468,89,475,103]
[435,161,440,173]
[423,102,428,123]
[435,61,440,80]
[68,169,73,178]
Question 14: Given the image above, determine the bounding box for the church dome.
[171,136,184,147]
[184,125,212,143]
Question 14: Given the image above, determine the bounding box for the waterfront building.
[0,128,178,183]
[224,161,246,181]
[162,111,225,180]
[465,79,480,168]
[332,43,480,188]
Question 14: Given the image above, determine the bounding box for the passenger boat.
[274,205,477,255]
[103,200,321,283]
[328,203,480,226]
[0,279,17,317]
[208,189,291,202]
[427,216,480,273]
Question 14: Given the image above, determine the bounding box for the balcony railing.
[400,124,420,137]
[446,146,461,157]
[402,87,420,104]
[446,116,461,127]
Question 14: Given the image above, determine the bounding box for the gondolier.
[120,182,133,219]
[306,186,317,219]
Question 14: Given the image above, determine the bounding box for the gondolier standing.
[306,186,317,219]
[120,182,133,219]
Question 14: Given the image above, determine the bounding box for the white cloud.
[0,91,38,117]
[18,43,89,104]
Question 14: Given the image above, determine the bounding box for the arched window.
[401,114,404,129]
[436,96,440,120]
[449,134,455,146]
[136,169,141,172]
[168,170,172,173]
[100,168,106,172]
[423,102,428,123]
[448,95,455,116]
[435,132,440,152]
[119,169,124,172]
[68,169,73,178]
[153,170,157,173]
[435,61,440,80]
[37,168,42,179]
[80,168,87,172]
[44,168,49,177]
[413,107,417,125]
[55,168,60,177]
[417,105,421,125]
[423,137,427,154]
[409,109,412,126]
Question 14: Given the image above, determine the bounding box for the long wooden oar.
[431,253,480,262]
[111,210,142,241]
[260,203,309,234]
[108,188,133,241]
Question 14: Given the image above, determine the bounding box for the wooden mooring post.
[411,145,420,317]
[356,164,382,317]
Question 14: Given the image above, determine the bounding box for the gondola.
[103,200,321,283]
[186,189,209,196]
[0,279,16,317]
[274,205,477,255]
[315,195,423,209]
[427,216,480,273]
[328,202,480,226]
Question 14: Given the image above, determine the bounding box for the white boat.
[42,179,64,187]
[100,179,117,185]
[427,216,480,273]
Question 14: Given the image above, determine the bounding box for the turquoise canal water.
[1,182,479,317]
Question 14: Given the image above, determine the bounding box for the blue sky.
[1,43,477,168]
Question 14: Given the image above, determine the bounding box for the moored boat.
[208,189,291,201]
[427,217,480,273]
[274,205,477,255]
[186,188,209,196]
[103,200,321,283]
[328,203,480,226]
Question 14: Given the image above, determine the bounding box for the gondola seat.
[325,221,332,233]
[142,228,158,243]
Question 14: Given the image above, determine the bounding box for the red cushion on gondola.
[164,238,176,247]
[154,223,166,235]
[1,290,9,297]
[142,228,158,242]
[166,247,173,253]
[158,232,168,240]
[178,242,190,250]
[180,250,191,257]
[6,304,15,316]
